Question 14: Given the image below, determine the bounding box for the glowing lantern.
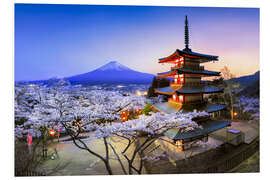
[49,130,56,136]
[58,126,61,133]
[175,140,184,151]
[27,134,32,146]
[121,110,128,122]
[233,112,238,117]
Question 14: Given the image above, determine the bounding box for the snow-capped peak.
[97,61,132,71]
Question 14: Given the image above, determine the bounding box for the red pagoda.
[152,16,230,151]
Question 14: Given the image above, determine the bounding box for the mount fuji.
[66,61,155,84]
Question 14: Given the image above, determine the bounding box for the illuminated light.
[136,91,142,96]
[49,130,56,136]
[143,91,147,96]
[179,95,184,102]
[233,112,238,117]
[173,94,176,100]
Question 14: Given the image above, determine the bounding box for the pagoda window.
[179,95,184,103]
[179,57,184,66]
[173,94,177,101]
[179,74,184,84]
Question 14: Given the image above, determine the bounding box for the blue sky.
[15,4,259,81]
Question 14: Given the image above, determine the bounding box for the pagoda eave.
[157,70,177,78]
[176,86,224,94]
[158,49,218,64]
[152,102,226,114]
[154,86,176,95]
[177,68,220,76]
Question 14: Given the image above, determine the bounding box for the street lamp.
[49,130,56,136]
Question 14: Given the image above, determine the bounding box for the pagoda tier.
[153,101,226,114]
[157,68,220,78]
[154,85,223,95]
[159,49,218,64]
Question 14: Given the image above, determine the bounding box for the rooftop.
[157,68,220,77]
[165,120,231,140]
[154,85,223,95]
[152,102,226,114]
[159,49,218,64]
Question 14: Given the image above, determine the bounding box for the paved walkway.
[39,135,141,175]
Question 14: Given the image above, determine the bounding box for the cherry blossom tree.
[220,66,240,120]
[15,80,208,175]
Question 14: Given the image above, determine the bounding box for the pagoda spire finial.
[184,15,191,52]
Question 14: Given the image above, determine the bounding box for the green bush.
[142,103,152,116]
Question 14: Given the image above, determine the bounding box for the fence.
[206,138,259,173]
[143,137,259,174]
[15,169,45,176]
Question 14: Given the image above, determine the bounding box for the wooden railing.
[170,82,206,87]
[15,169,45,176]
[171,65,204,71]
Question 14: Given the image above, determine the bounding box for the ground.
[39,134,142,175]
[38,119,259,175]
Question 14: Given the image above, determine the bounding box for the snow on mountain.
[66,61,155,84]
[98,61,132,71]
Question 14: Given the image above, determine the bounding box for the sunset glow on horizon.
[15,4,259,81]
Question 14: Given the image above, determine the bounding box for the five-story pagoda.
[152,16,230,151]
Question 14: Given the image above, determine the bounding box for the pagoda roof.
[176,86,223,94]
[152,102,182,114]
[152,102,226,114]
[157,70,177,78]
[155,85,223,95]
[177,68,220,76]
[164,120,231,140]
[159,49,218,63]
[155,86,176,95]
[157,68,220,77]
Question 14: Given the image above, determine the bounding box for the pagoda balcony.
[168,98,206,105]
[168,98,183,105]
[171,65,204,71]
[170,81,206,87]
